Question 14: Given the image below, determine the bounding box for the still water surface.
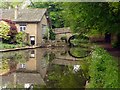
[1,47,90,88]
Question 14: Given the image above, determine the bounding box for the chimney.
[9,6,11,9]
[14,5,18,19]
[0,9,2,20]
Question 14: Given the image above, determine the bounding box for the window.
[20,25,26,31]
[30,50,35,58]
[19,64,26,69]
[19,23,27,31]
[42,24,47,38]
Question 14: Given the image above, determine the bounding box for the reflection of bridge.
[52,58,80,66]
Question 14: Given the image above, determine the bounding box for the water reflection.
[1,47,90,88]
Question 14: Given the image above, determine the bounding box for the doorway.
[30,36,35,45]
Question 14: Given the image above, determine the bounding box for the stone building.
[1,8,51,46]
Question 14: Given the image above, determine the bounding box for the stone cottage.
[1,8,51,46]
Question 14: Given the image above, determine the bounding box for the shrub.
[15,32,26,44]
[43,35,48,40]
[61,36,67,40]
[112,41,120,48]
[88,46,119,88]
[61,36,67,43]
[49,29,56,40]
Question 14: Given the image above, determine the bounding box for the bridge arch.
[67,34,89,47]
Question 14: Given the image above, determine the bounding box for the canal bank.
[0,46,40,52]
[0,44,67,52]
[0,40,68,52]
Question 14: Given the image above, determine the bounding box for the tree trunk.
[105,33,111,43]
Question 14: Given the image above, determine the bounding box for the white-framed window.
[19,23,27,31]
[20,25,26,31]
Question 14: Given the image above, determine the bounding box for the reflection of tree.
[2,50,30,63]
[60,51,67,56]
[44,64,86,88]
[44,52,56,62]
[2,50,30,74]
[8,59,17,72]
[2,58,9,71]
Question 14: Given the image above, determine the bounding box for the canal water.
[1,47,90,88]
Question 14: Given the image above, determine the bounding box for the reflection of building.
[2,49,49,88]
[2,72,45,88]
[16,49,49,75]
[16,49,37,71]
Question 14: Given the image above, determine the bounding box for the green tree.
[63,2,120,34]
[0,21,10,40]
[28,2,64,28]
[0,2,22,9]
[62,2,120,46]
[0,19,18,43]
[49,29,56,40]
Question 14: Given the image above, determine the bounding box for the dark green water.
[1,47,90,89]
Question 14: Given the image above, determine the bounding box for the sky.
[0,0,120,2]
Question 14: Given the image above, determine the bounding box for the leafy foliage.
[0,2,22,9]
[46,65,86,88]
[49,29,56,40]
[15,32,26,44]
[0,42,26,49]
[88,47,119,88]
[29,2,64,28]
[0,21,10,40]
[62,2,120,35]
[61,35,67,43]
[2,19,18,35]
[42,28,56,40]
[0,19,18,41]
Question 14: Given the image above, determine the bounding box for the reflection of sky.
[73,65,80,72]
[24,83,33,89]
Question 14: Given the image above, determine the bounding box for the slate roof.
[1,8,47,22]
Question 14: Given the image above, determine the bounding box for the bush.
[61,36,67,43]
[88,46,119,88]
[49,29,56,40]
[15,32,26,44]
[112,41,120,48]
[43,35,48,40]
[0,42,26,49]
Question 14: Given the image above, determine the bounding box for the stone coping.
[0,45,66,52]
[0,46,40,52]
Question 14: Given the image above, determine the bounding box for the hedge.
[88,46,119,88]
